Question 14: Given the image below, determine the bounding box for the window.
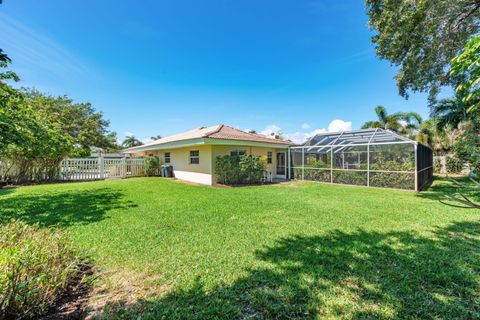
[164,152,171,164]
[189,150,199,164]
[230,150,246,156]
[267,151,272,164]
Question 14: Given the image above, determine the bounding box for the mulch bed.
[40,263,94,320]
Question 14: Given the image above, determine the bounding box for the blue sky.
[1,0,433,143]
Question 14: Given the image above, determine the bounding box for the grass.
[0,177,479,319]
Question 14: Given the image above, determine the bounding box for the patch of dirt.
[40,263,94,320]
[84,269,174,318]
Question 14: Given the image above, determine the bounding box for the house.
[123,124,293,185]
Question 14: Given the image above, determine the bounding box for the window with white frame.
[189,150,199,164]
[267,151,272,164]
[164,152,171,163]
[230,150,246,156]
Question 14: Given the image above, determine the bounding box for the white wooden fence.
[59,158,146,181]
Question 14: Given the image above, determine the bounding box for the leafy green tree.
[122,136,143,148]
[0,49,23,153]
[366,0,480,100]
[450,35,480,113]
[361,105,422,134]
[20,89,119,157]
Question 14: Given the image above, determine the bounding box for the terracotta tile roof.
[125,124,292,152]
[206,125,292,145]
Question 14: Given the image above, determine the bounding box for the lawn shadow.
[98,221,480,319]
[0,187,137,227]
[417,176,480,204]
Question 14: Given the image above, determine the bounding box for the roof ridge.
[204,124,224,137]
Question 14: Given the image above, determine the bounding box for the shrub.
[434,157,442,174]
[333,171,367,186]
[446,157,463,174]
[0,221,81,319]
[144,156,160,176]
[215,154,266,185]
[239,155,266,184]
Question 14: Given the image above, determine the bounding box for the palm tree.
[122,136,143,148]
[430,92,469,130]
[415,119,456,154]
[361,105,422,134]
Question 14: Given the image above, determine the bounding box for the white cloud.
[273,119,352,144]
[124,131,134,137]
[260,124,282,137]
[327,119,352,133]
[142,138,154,144]
[301,123,311,129]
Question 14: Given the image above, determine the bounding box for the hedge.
[215,154,266,185]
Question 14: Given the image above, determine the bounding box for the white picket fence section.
[59,158,146,181]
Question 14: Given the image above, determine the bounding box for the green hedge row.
[293,168,415,190]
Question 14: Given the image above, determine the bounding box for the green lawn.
[1,177,479,319]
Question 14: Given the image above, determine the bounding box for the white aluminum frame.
[288,128,432,191]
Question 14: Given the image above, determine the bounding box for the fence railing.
[60,158,146,181]
[1,157,146,183]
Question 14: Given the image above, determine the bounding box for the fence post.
[414,143,418,191]
[367,144,370,187]
[122,157,126,178]
[99,156,105,180]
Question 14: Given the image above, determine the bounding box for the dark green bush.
[0,221,81,319]
[333,171,367,186]
[303,168,331,183]
[369,172,415,190]
[144,156,160,176]
[215,155,266,185]
[239,155,266,184]
[446,157,463,174]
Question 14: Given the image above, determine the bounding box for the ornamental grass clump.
[0,221,81,319]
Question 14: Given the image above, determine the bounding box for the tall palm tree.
[122,136,143,148]
[430,92,469,130]
[361,105,422,134]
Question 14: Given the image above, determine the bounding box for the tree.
[430,91,470,130]
[450,35,480,113]
[122,136,143,148]
[453,117,480,172]
[361,105,422,134]
[415,119,457,154]
[150,135,162,140]
[366,0,480,100]
[248,130,257,134]
[20,89,119,157]
[0,49,23,154]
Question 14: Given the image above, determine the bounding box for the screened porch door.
[276,152,286,178]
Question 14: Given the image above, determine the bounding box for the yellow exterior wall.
[130,143,288,185]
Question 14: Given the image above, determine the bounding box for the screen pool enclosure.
[288,128,433,191]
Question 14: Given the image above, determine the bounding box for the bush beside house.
[215,154,266,185]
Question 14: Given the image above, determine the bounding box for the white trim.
[290,140,414,149]
[174,170,212,185]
